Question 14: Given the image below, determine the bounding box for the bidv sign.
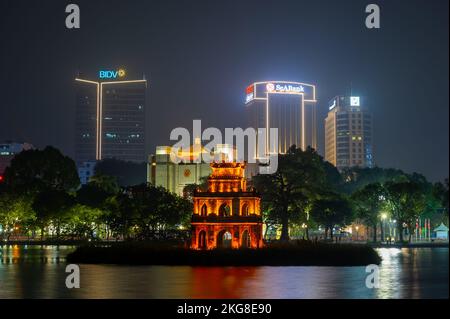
[99,69,126,79]
[266,83,305,94]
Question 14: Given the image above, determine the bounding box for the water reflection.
[0,246,448,299]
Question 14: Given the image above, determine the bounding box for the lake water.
[0,245,448,299]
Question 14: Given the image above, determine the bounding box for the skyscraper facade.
[325,95,373,170]
[75,69,147,163]
[245,81,317,156]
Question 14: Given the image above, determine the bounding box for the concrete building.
[147,142,237,196]
[75,68,147,164]
[325,95,373,170]
[245,81,317,155]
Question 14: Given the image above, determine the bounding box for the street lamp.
[381,213,388,243]
[355,226,359,241]
[301,223,308,240]
[392,220,397,241]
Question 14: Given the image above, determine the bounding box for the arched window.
[241,203,249,216]
[200,204,207,217]
[241,230,250,248]
[217,230,232,248]
[218,203,231,217]
[198,230,207,249]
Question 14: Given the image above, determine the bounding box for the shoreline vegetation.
[1,147,448,250]
[64,241,383,266]
[2,239,448,248]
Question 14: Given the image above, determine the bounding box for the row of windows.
[105,133,143,139]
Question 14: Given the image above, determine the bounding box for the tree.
[0,193,36,240]
[351,182,385,242]
[103,191,137,240]
[385,180,427,243]
[182,176,209,200]
[253,146,330,241]
[433,179,449,219]
[94,158,146,187]
[127,184,192,240]
[89,174,120,195]
[67,204,103,240]
[311,192,353,240]
[76,174,119,208]
[3,146,80,194]
[341,167,407,194]
[32,188,75,240]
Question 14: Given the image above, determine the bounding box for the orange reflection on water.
[188,267,258,298]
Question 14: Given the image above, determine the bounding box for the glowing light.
[329,99,336,110]
[245,92,254,103]
[274,83,304,93]
[246,81,316,102]
[99,69,127,79]
[190,162,263,250]
[350,96,360,106]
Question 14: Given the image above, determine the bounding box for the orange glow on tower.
[190,162,263,249]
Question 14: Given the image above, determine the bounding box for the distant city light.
[350,96,360,106]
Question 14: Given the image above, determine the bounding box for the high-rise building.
[75,68,147,164]
[325,95,373,170]
[0,142,34,175]
[245,81,317,155]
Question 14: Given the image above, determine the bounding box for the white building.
[433,223,449,240]
[147,141,236,196]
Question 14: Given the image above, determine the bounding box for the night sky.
[1,0,448,181]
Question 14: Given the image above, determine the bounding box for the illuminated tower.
[245,81,317,155]
[190,162,263,249]
[325,95,373,170]
[75,69,147,163]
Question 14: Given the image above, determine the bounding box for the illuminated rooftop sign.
[99,69,126,79]
[350,96,360,106]
[267,83,305,94]
[245,84,255,103]
[245,81,316,104]
[329,99,336,110]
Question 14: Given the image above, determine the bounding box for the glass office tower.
[245,81,317,156]
[75,69,147,163]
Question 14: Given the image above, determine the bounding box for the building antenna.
[350,81,353,96]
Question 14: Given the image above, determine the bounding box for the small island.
[66,241,381,266]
